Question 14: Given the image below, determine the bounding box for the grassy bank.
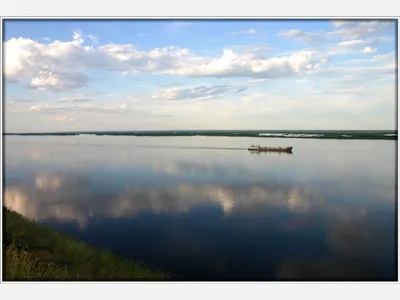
[4,207,171,280]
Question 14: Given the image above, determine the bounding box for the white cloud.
[232,29,257,35]
[28,105,43,111]
[87,34,99,43]
[278,29,324,44]
[53,115,74,121]
[55,97,92,103]
[327,20,394,40]
[166,49,318,78]
[8,97,37,103]
[295,79,316,88]
[338,39,366,47]
[4,31,322,92]
[152,84,237,101]
[279,21,394,53]
[5,31,90,91]
[72,30,84,44]
[362,46,377,54]
[373,51,395,63]
[28,68,89,92]
[227,44,272,56]
[24,101,162,118]
[315,37,389,57]
[337,37,384,48]
[330,20,347,27]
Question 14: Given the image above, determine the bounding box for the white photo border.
[0,1,399,299]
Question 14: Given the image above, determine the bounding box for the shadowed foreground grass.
[4,207,171,280]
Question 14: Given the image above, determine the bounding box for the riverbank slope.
[4,207,170,280]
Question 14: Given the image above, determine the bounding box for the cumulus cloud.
[28,68,89,92]
[4,30,322,91]
[4,33,204,81]
[166,49,318,78]
[28,105,44,111]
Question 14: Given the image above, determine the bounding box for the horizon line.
[3,128,398,135]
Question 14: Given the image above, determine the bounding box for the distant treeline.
[3,130,397,140]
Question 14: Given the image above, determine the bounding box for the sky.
[3,19,397,132]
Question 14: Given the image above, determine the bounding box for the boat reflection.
[248,150,293,155]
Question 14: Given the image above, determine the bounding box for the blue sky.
[3,19,397,132]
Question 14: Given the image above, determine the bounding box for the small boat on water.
[248,145,293,153]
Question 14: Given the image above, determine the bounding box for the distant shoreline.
[3,129,398,140]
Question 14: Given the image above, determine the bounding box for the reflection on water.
[3,136,397,280]
[4,175,325,228]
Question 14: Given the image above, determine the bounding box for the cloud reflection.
[35,175,62,190]
[5,173,91,228]
[4,172,326,229]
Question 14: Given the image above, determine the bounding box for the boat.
[247,145,293,153]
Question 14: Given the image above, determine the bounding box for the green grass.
[4,207,171,280]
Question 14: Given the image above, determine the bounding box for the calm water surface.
[3,135,397,280]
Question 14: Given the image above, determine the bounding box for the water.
[3,135,397,280]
